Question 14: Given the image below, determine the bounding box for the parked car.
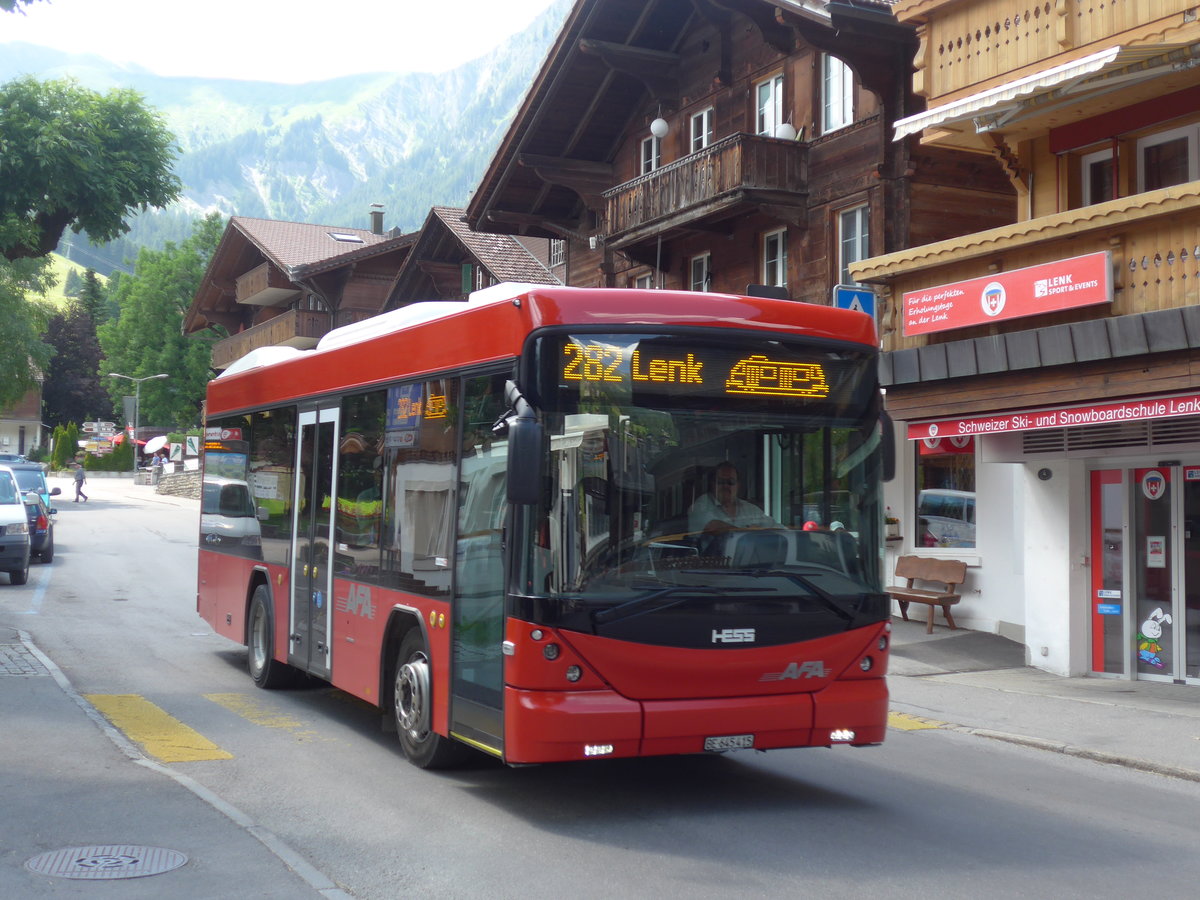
[0,465,31,584]
[7,460,60,509]
[23,490,54,563]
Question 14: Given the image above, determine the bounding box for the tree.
[0,76,181,261]
[63,268,82,297]
[42,302,107,429]
[1,1,46,11]
[0,258,55,409]
[99,213,225,428]
[78,269,110,325]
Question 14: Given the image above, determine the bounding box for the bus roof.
[206,283,877,415]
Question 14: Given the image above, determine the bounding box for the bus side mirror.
[881,410,895,483]
[506,414,544,505]
[498,379,544,505]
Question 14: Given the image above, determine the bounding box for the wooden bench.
[888,555,968,633]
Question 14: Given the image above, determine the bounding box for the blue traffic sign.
[832,284,875,318]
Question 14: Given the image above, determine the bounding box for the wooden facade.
[184,217,416,371]
[466,0,1015,301]
[858,0,1200,421]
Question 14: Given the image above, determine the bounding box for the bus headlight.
[859,656,874,672]
[543,643,560,661]
[565,665,582,682]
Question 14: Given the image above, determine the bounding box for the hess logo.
[712,628,755,643]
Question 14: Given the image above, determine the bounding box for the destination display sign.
[901,251,1112,336]
[543,334,872,415]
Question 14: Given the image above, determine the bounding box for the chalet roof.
[183,215,417,335]
[464,0,909,238]
[385,207,559,308]
[430,207,561,285]
[229,216,412,276]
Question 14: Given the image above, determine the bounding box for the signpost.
[832,284,875,319]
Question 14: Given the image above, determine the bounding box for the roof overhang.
[894,43,1199,145]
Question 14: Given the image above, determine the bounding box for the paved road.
[3,476,1200,898]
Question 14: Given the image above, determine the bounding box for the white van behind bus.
[917,489,975,547]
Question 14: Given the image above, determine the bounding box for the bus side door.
[290,405,339,679]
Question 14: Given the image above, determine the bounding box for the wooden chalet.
[465,0,1015,300]
[184,215,416,370]
[384,207,560,308]
[850,0,1200,682]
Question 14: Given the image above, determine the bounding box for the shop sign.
[908,391,1200,440]
[901,251,1111,336]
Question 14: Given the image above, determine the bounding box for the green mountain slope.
[0,1,571,276]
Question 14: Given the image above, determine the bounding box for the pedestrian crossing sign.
[833,284,875,318]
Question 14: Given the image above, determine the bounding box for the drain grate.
[25,845,188,880]
[0,643,49,676]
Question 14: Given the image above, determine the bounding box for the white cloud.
[3,0,561,82]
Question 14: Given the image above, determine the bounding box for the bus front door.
[290,406,339,679]
[449,373,508,756]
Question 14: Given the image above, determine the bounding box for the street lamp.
[108,372,169,474]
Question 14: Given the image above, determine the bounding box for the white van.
[201,476,263,559]
[917,489,975,547]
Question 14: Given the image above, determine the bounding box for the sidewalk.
[0,626,343,897]
[888,617,1200,782]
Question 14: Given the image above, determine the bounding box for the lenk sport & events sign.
[901,251,1111,336]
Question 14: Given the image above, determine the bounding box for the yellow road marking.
[204,692,326,742]
[888,711,945,731]
[85,694,233,762]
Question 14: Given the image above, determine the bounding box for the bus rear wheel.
[248,585,295,689]
[393,630,469,769]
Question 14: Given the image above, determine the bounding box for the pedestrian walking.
[73,463,88,502]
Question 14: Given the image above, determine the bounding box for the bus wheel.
[393,630,468,769]
[248,585,294,689]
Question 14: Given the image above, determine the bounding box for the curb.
[960,726,1200,784]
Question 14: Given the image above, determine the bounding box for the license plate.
[704,733,754,751]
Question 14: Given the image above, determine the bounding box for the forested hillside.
[0,0,571,276]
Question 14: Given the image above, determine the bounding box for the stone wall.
[156,470,201,499]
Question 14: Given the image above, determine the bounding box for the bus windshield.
[515,332,887,646]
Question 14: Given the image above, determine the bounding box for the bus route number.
[562,342,623,383]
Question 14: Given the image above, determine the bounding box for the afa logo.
[1141,469,1167,501]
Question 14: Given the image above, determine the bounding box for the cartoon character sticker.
[1137,607,1173,669]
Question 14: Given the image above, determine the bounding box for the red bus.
[197,284,894,768]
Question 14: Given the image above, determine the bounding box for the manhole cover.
[25,845,188,880]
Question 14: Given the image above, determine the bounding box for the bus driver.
[688,462,779,534]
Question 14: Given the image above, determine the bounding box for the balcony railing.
[210,309,335,369]
[603,132,808,242]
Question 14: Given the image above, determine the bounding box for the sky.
[1,0,563,82]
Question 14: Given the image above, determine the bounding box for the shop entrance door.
[1093,467,1200,683]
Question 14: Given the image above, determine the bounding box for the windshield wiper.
[722,568,858,623]
[593,584,757,626]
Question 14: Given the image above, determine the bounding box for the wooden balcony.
[235,262,301,307]
[856,183,1200,354]
[210,309,334,370]
[602,133,808,248]
[898,0,1195,101]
